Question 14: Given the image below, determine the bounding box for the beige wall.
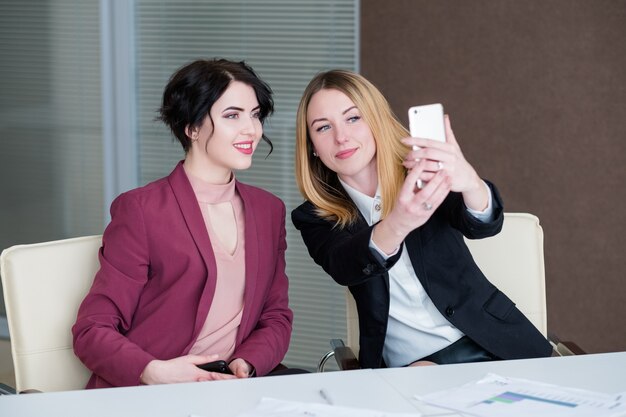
[361,0,626,353]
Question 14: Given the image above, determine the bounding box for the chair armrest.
[0,382,43,395]
[331,338,360,370]
[318,339,361,372]
[554,341,586,356]
[0,382,16,395]
[549,332,587,356]
[334,346,360,370]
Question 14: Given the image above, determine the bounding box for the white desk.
[0,368,417,417]
[1,352,625,417]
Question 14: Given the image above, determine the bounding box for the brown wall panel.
[361,0,626,353]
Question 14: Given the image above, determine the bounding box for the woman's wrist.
[140,359,160,385]
[372,218,406,255]
[462,176,489,211]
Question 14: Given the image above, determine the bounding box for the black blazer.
[292,181,552,368]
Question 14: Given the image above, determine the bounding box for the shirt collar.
[185,170,236,204]
[338,177,383,226]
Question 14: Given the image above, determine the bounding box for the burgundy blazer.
[72,162,293,388]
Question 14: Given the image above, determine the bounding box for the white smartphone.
[408,103,446,142]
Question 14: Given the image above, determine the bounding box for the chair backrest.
[345,213,547,355]
[0,235,101,392]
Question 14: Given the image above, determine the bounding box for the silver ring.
[423,202,433,211]
[437,161,444,170]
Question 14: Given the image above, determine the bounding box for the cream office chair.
[319,213,582,371]
[0,235,101,392]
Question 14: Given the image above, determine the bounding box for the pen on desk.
[319,388,334,405]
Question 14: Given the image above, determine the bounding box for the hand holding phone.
[408,104,446,189]
[197,360,233,374]
[408,103,446,143]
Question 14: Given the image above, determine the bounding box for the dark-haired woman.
[73,59,293,388]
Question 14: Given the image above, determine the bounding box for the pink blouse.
[186,173,246,360]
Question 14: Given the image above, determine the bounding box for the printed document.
[416,373,626,417]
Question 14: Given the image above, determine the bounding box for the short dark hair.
[158,58,274,153]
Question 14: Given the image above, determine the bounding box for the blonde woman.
[292,70,551,368]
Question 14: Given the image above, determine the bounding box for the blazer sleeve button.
[445,307,455,317]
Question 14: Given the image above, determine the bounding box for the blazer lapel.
[235,182,259,339]
[347,213,392,292]
[167,162,218,339]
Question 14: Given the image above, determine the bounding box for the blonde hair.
[295,70,408,228]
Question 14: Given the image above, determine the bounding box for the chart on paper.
[416,373,626,417]
[479,388,616,408]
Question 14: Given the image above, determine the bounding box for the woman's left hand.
[229,358,254,378]
[402,115,488,211]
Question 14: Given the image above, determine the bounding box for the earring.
[312,151,318,157]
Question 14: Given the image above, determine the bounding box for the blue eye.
[347,115,360,123]
[315,125,330,133]
[224,113,238,119]
[252,111,261,119]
